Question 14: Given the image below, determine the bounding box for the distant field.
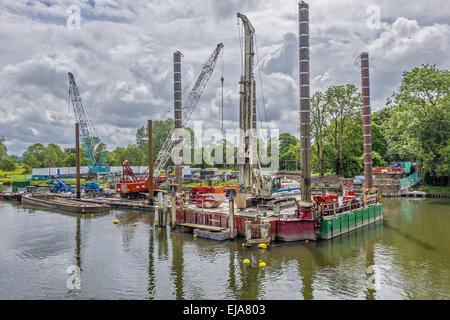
[0,168,27,184]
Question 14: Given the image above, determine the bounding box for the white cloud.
[0,0,448,155]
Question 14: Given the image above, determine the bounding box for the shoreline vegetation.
[0,65,448,189]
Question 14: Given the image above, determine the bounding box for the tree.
[0,158,16,171]
[277,133,299,170]
[325,84,362,175]
[385,64,449,185]
[311,91,329,176]
[22,143,46,168]
[0,136,7,161]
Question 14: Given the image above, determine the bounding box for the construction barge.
[174,191,382,243]
[22,194,109,214]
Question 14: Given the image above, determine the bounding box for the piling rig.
[116,44,224,199]
[236,13,296,209]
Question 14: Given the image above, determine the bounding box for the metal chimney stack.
[359,52,373,189]
[299,1,311,206]
[173,51,183,191]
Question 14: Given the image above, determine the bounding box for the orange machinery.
[115,161,168,199]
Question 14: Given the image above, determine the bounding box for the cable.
[221,48,224,134]
[255,36,270,140]
[237,18,244,76]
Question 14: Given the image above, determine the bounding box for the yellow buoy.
[259,262,267,268]
[82,209,85,213]
[158,228,162,232]
[193,234,197,238]
[134,223,137,227]
[91,214,94,217]
[243,259,250,265]
[113,219,119,224]
[242,243,246,247]
[258,243,267,249]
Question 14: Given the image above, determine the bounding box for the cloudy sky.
[0,0,449,156]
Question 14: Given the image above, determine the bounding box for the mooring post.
[75,122,81,199]
[359,52,373,190]
[299,0,313,219]
[227,189,236,239]
[163,194,168,226]
[170,184,177,230]
[148,120,154,204]
[173,51,183,194]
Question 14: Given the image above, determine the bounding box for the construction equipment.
[154,43,224,182]
[68,72,110,178]
[115,160,168,199]
[50,179,72,193]
[116,43,224,199]
[82,182,101,193]
[236,13,296,209]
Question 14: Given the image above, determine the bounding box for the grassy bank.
[0,168,27,184]
[418,186,450,195]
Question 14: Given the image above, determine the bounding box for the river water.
[0,198,448,300]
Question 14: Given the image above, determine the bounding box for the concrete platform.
[193,228,237,241]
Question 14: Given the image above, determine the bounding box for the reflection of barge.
[22,194,109,213]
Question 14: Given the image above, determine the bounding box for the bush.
[0,158,17,171]
[23,165,32,174]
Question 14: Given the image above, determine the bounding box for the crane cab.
[261,177,281,197]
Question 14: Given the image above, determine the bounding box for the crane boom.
[152,43,224,181]
[68,72,108,175]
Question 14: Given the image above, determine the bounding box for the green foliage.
[385,64,449,184]
[418,186,450,195]
[277,133,299,170]
[0,136,7,161]
[6,64,447,187]
[0,158,17,171]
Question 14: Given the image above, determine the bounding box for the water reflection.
[0,199,449,299]
[147,219,155,300]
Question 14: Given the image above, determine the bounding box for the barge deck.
[22,194,109,214]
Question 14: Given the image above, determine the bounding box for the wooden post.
[229,198,235,239]
[75,123,81,199]
[171,195,176,230]
[163,194,168,226]
[148,120,153,202]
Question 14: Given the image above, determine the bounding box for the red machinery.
[115,161,168,199]
[342,189,357,209]
[192,193,227,209]
[374,167,403,173]
[188,185,239,208]
[189,185,239,198]
[312,193,338,205]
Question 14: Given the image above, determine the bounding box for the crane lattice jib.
[152,43,224,182]
[68,72,98,170]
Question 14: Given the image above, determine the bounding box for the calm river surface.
[0,198,449,300]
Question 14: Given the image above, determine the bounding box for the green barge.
[319,203,383,239]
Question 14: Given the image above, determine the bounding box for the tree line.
[1,65,448,185]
